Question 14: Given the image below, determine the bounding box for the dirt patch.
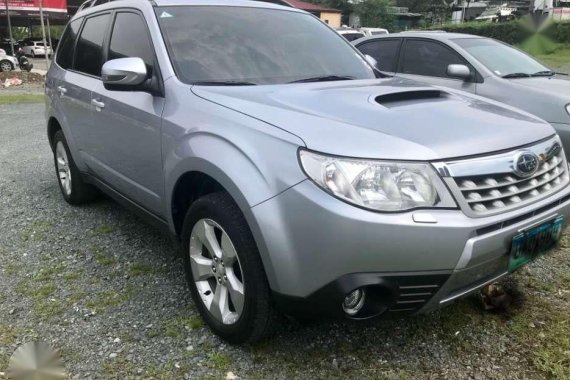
[0,71,45,85]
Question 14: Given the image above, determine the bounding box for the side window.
[357,39,401,72]
[108,12,154,72]
[400,40,464,78]
[75,13,111,77]
[56,19,81,69]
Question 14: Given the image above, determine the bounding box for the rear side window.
[400,39,464,78]
[56,19,81,69]
[357,39,401,72]
[108,12,154,71]
[75,13,110,77]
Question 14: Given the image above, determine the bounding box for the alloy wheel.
[55,141,72,196]
[0,61,12,72]
[189,218,245,325]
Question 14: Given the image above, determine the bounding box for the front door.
[87,11,165,216]
[395,38,478,93]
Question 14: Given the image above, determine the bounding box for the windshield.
[155,6,375,85]
[453,38,550,77]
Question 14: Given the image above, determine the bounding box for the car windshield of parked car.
[155,6,375,85]
[453,38,550,78]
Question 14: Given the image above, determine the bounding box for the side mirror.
[102,57,148,89]
[447,64,472,81]
[365,54,378,69]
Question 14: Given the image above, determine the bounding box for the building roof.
[284,0,341,13]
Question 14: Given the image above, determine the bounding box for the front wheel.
[0,60,13,72]
[182,192,275,343]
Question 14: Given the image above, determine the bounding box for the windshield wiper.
[192,80,257,86]
[289,75,356,83]
[531,70,555,77]
[502,72,532,78]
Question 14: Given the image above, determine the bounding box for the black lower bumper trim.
[273,271,451,319]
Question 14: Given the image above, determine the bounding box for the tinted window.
[155,6,374,85]
[108,12,154,71]
[400,39,463,78]
[357,39,401,72]
[56,19,81,69]
[75,14,110,76]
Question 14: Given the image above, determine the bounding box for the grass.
[208,352,232,370]
[162,314,204,339]
[86,286,134,314]
[0,94,44,104]
[92,224,114,235]
[92,246,116,266]
[20,220,51,242]
[128,262,156,277]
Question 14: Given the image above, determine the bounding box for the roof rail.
[77,0,292,12]
[401,30,447,33]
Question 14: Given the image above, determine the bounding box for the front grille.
[457,152,568,214]
[434,137,569,217]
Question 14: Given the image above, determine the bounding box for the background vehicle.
[359,27,389,36]
[335,27,365,41]
[0,53,19,72]
[353,32,570,153]
[21,40,52,57]
[47,0,570,344]
[0,39,19,55]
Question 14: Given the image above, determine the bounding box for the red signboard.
[2,0,67,19]
[7,0,66,12]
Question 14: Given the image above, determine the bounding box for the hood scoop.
[375,90,449,108]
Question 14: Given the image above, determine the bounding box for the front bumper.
[250,179,570,318]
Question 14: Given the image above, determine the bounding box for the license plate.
[509,215,564,272]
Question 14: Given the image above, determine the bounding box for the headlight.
[299,149,456,212]
[566,104,570,116]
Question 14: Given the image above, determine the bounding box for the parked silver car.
[353,32,570,153]
[46,0,570,343]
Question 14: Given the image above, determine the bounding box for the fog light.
[342,288,366,316]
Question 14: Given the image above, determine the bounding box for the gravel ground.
[0,103,569,380]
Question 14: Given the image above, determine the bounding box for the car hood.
[192,78,553,161]
[506,76,570,96]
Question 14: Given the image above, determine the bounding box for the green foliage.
[519,33,559,56]
[355,0,395,29]
[433,20,533,45]
[543,21,570,44]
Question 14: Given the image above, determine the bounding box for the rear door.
[62,12,112,167]
[88,10,165,215]
[49,18,82,154]
[355,38,402,74]
[396,38,477,92]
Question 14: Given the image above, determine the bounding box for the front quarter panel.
[162,78,306,226]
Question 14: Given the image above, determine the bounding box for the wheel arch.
[47,117,62,151]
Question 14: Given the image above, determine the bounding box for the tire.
[31,51,35,58]
[182,192,275,343]
[52,130,98,205]
[0,60,13,72]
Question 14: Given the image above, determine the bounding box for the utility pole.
[38,0,49,69]
[4,0,14,55]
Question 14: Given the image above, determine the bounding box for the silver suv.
[46,0,570,343]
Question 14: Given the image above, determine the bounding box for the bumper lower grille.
[434,137,569,217]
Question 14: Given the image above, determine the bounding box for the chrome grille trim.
[433,136,570,217]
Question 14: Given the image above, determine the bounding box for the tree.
[354,0,395,28]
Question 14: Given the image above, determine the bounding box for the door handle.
[91,99,105,109]
[57,86,67,95]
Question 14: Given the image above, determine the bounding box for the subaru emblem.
[513,151,540,178]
